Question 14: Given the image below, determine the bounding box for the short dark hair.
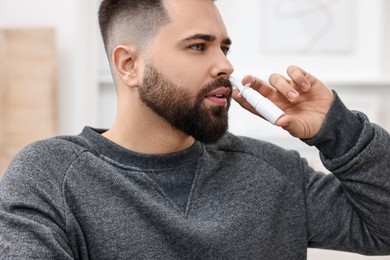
[98,0,171,56]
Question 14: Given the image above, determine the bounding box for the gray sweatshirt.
[0,94,390,259]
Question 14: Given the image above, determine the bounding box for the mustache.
[198,77,233,98]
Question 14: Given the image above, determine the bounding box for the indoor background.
[0,0,389,259]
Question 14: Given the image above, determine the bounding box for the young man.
[0,0,389,259]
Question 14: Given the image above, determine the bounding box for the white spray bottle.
[229,76,285,125]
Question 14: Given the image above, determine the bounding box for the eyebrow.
[182,34,232,45]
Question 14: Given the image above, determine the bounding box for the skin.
[103,0,335,154]
[232,66,334,139]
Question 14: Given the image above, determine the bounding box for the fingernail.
[287,91,298,100]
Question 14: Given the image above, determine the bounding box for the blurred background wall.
[0,28,57,175]
[0,0,389,259]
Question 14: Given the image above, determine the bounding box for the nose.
[211,51,234,79]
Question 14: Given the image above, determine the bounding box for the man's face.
[139,0,234,143]
[140,61,232,144]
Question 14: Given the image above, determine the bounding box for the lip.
[206,87,231,98]
[205,87,231,106]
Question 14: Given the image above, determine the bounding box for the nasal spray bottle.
[229,77,285,125]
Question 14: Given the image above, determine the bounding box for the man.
[0,0,389,259]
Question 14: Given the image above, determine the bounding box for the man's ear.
[112,45,140,87]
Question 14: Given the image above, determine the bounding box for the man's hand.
[232,65,334,139]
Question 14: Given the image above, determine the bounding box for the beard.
[138,63,232,144]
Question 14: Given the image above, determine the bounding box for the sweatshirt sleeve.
[303,92,390,254]
[0,140,76,259]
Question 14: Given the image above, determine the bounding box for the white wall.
[0,0,99,135]
[216,0,389,82]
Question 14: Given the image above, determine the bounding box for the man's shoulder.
[18,134,90,160]
[205,132,303,175]
[207,132,292,157]
[202,132,308,190]
[4,134,92,180]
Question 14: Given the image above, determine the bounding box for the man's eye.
[189,44,205,51]
[221,47,230,56]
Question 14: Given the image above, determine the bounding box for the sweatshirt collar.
[80,127,204,169]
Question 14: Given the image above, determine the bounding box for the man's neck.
[102,104,195,155]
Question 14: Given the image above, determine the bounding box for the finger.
[275,114,306,139]
[268,73,300,102]
[242,75,275,98]
[287,65,311,92]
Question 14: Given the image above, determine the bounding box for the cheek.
[148,52,207,96]
[158,66,204,97]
